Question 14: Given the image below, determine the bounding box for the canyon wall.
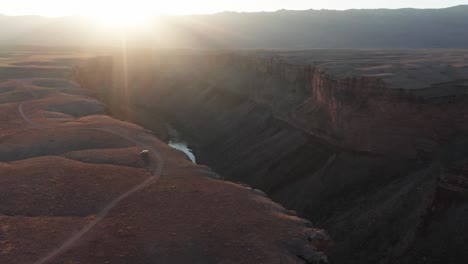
[76,51,468,264]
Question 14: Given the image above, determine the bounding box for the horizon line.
[1,4,467,18]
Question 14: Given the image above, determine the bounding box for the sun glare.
[90,2,154,31]
[95,13,149,30]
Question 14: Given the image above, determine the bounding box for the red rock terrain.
[0,49,330,264]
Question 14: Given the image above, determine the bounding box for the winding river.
[169,141,196,163]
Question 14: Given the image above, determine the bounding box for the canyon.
[0,48,330,264]
[76,49,468,264]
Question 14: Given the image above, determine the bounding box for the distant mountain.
[1,5,468,49]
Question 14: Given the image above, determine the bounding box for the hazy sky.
[2,0,468,17]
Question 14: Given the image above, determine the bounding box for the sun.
[96,13,148,29]
[90,2,154,31]
[86,0,216,30]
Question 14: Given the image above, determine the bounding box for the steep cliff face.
[76,51,468,264]
[190,54,468,157]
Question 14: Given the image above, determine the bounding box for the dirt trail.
[16,81,165,264]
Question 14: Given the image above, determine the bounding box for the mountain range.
[1,5,468,49]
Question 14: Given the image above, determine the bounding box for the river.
[168,141,196,163]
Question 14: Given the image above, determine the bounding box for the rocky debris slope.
[76,49,468,264]
[0,50,330,264]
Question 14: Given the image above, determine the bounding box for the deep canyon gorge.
[1,49,333,264]
[76,49,468,264]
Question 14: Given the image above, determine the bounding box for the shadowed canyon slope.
[76,49,468,264]
[0,49,330,264]
[2,5,468,48]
